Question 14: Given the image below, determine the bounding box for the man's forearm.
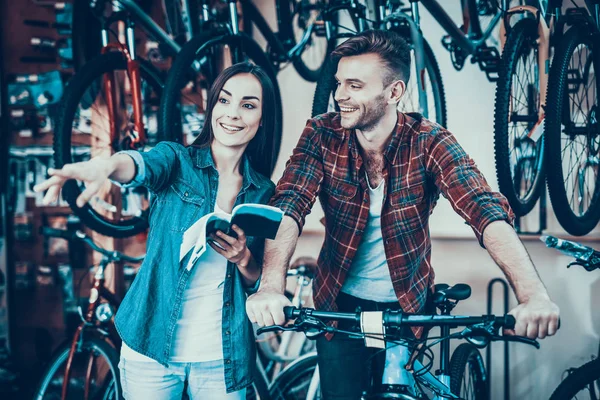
[259,216,300,293]
[483,220,549,303]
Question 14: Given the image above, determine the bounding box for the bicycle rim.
[54,52,164,238]
[449,343,488,400]
[290,0,330,82]
[268,355,320,400]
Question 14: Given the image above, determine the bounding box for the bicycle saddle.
[431,283,472,305]
[290,257,317,275]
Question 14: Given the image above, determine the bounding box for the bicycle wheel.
[54,51,167,238]
[34,336,121,400]
[545,26,600,236]
[494,18,545,216]
[311,34,447,128]
[158,30,283,177]
[549,357,600,399]
[268,353,320,400]
[449,343,488,400]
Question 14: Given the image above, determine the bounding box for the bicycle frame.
[60,257,121,400]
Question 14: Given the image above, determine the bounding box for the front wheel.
[549,357,600,399]
[268,353,320,400]
[493,18,545,217]
[544,26,600,235]
[34,336,121,400]
[449,343,488,400]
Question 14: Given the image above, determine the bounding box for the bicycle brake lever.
[492,335,540,349]
[256,325,296,335]
[567,261,598,272]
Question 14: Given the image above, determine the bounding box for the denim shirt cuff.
[111,150,146,188]
[245,275,261,295]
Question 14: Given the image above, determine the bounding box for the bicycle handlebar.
[282,306,515,329]
[541,235,600,271]
[258,306,539,349]
[41,227,144,264]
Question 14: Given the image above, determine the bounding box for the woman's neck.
[210,141,246,176]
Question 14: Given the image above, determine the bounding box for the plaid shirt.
[271,112,514,335]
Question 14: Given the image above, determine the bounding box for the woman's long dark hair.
[192,62,277,177]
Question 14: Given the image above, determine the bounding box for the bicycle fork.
[100,14,146,150]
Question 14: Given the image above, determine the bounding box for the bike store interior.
[0,0,599,399]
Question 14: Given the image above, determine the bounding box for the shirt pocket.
[389,185,426,234]
[163,180,206,232]
[323,176,358,201]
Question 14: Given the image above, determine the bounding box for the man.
[247,30,560,398]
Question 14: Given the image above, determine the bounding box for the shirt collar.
[193,145,261,190]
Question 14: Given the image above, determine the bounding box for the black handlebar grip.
[40,227,73,240]
[504,315,516,330]
[284,306,298,320]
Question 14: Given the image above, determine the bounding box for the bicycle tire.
[545,26,600,236]
[494,18,545,216]
[268,353,320,400]
[158,30,283,177]
[34,335,121,400]
[549,357,600,399]
[449,343,488,400]
[53,52,166,238]
[311,34,447,129]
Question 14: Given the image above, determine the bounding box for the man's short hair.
[330,30,411,86]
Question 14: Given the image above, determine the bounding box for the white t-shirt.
[121,203,229,363]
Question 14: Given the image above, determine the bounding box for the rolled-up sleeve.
[425,128,515,247]
[269,120,324,234]
[110,142,179,193]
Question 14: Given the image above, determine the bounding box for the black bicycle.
[259,283,539,399]
[541,235,600,399]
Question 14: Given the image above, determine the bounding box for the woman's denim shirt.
[114,142,275,392]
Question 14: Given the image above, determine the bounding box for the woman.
[34,62,278,399]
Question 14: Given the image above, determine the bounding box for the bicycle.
[493,0,563,217]
[541,234,600,399]
[34,227,144,400]
[543,0,600,235]
[158,0,343,157]
[261,283,540,399]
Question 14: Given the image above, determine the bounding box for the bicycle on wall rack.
[260,283,540,400]
[493,0,562,218]
[541,235,600,399]
[158,0,335,156]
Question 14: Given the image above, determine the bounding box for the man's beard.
[341,93,388,131]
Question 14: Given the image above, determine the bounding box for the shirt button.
[225,302,230,307]
[184,192,189,197]
[225,330,231,335]
[227,273,232,279]
[363,197,368,203]
[225,359,231,364]
[385,239,390,245]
